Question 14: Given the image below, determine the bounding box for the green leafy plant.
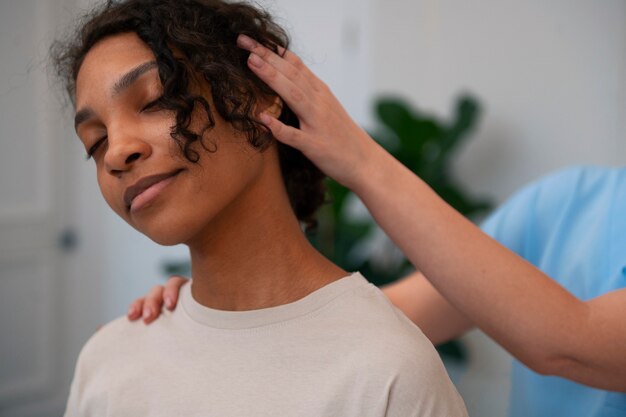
[308,94,493,361]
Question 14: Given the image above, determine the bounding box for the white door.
[0,1,74,415]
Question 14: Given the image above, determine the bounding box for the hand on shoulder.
[127,276,189,324]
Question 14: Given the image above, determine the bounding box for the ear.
[260,95,283,118]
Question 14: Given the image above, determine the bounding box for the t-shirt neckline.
[180,272,365,330]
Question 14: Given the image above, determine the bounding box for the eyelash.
[84,96,164,160]
[86,136,107,160]
[141,96,163,112]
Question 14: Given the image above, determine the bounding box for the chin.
[128,216,197,247]
[146,232,187,247]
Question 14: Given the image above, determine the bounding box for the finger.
[163,275,189,310]
[127,298,145,321]
[260,112,308,150]
[247,52,315,121]
[278,49,328,92]
[142,285,165,324]
[237,35,316,114]
[237,35,320,92]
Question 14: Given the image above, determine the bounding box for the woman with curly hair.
[53,0,468,415]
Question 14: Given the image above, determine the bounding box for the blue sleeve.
[480,167,585,262]
[480,182,538,259]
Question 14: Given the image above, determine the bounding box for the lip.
[124,169,182,212]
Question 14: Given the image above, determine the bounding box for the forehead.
[75,32,156,106]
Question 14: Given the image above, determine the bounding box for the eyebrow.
[74,60,158,130]
[112,60,158,96]
[74,107,94,130]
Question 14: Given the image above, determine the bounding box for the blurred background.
[1,0,625,415]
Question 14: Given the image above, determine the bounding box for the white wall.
[260,0,373,125]
[371,0,626,201]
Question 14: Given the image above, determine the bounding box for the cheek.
[147,116,175,143]
[193,144,261,199]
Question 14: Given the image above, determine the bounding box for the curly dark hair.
[51,0,325,230]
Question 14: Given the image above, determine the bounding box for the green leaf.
[376,98,414,139]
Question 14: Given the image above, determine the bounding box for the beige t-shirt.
[64,273,467,416]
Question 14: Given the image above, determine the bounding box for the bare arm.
[382,272,474,345]
[237,35,626,391]
[349,150,626,390]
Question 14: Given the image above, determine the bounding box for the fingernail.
[259,112,272,124]
[165,297,173,309]
[237,34,257,49]
[248,53,264,68]
[128,306,136,316]
[142,308,151,320]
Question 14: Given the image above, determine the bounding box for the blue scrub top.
[481,166,626,417]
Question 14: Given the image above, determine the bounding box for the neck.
[186,160,346,311]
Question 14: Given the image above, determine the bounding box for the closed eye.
[141,96,164,112]
[86,136,107,160]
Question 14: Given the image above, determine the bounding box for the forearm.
[382,272,474,345]
[354,145,626,390]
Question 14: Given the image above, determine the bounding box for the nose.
[104,127,152,175]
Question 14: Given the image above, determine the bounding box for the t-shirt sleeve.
[365,311,468,417]
[480,167,584,261]
[63,318,126,417]
[381,345,469,417]
[386,372,468,416]
[63,339,90,417]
